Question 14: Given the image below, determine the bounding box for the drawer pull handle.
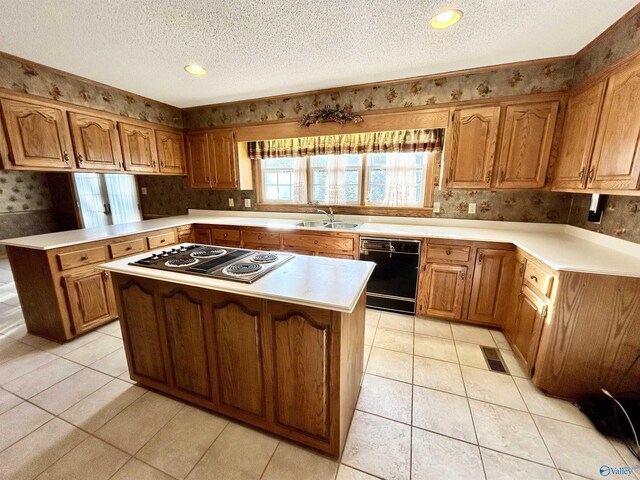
[459,271,466,280]
[126,246,133,251]
[258,235,262,240]
[314,240,319,245]
[160,239,166,243]
[530,275,538,282]
[80,256,89,261]
[446,249,452,255]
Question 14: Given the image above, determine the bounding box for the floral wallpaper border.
[0,52,182,128]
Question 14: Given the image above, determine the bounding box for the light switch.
[468,203,476,214]
[141,187,147,195]
[228,197,235,207]
[433,202,441,213]
[244,198,252,208]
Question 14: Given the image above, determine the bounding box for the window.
[253,129,443,209]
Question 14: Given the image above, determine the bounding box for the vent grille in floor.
[481,346,509,374]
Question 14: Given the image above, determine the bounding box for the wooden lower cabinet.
[193,225,214,245]
[510,286,547,374]
[62,268,117,335]
[467,248,514,325]
[112,274,364,455]
[422,263,468,319]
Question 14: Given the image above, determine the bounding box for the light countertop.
[3,209,640,278]
[99,246,376,313]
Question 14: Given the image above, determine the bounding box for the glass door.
[72,173,142,228]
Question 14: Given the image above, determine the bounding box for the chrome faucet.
[317,207,335,223]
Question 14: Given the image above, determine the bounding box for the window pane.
[265,185,278,200]
[365,152,426,206]
[261,157,305,203]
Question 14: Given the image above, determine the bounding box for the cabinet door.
[119,122,158,173]
[495,101,559,189]
[193,226,213,245]
[156,130,186,175]
[268,303,333,440]
[212,297,265,417]
[68,112,123,171]
[445,106,500,189]
[589,59,640,190]
[117,280,168,383]
[1,98,74,169]
[210,129,238,189]
[468,249,513,325]
[553,82,605,189]
[162,290,213,401]
[186,132,212,188]
[423,263,467,320]
[512,286,546,373]
[63,269,117,335]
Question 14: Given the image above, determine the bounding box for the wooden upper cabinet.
[422,263,468,320]
[553,82,606,189]
[445,106,500,189]
[186,132,213,188]
[468,249,514,326]
[589,58,640,190]
[494,101,559,189]
[156,130,186,175]
[0,98,74,169]
[210,129,238,188]
[62,269,117,335]
[68,112,123,171]
[118,122,158,173]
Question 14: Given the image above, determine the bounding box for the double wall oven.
[359,237,421,314]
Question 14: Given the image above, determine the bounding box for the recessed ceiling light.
[430,9,462,29]
[184,64,207,76]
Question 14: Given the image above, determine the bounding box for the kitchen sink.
[323,222,361,230]
[294,221,361,230]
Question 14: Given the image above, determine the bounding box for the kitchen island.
[99,245,374,456]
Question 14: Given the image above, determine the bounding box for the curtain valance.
[249,129,443,159]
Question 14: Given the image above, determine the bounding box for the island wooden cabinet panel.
[156,130,186,175]
[0,97,75,169]
[588,57,640,190]
[268,305,332,440]
[68,112,123,171]
[445,105,501,189]
[161,290,213,401]
[553,82,606,189]
[118,280,168,384]
[212,297,265,417]
[118,122,158,173]
[422,263,468,319]
[109,238,146,259]
[62,269,117,335]
[467,248,514,325]
[494,101,559,189]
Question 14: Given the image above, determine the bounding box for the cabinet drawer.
[57,246,107,271]
[282,233,355,252]
[524,261,554,297]
[426,244,470,262]
[242,230,281,247]
[109,238,146,259]
[147,231,176,249]
[213,229,241,244]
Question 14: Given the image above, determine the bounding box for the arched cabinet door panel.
[269,305,332,440]
[162,290,213,401]
[156,130,185,174]
[118,281,167,383]
[118,122,158,173]
[68,112,122,170]
[211,297,265,417]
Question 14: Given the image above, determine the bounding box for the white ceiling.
[0,0,637,108]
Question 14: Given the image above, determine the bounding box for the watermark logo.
[600,464,640,477]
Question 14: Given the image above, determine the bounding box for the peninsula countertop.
[98,245,376,313]
[4,209,640,278]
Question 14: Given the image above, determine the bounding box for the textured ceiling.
[0,0,637,107]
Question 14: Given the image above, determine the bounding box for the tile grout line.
[180,420,232,480]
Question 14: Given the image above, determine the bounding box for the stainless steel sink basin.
[294,221,361,230]
[322,222,361,230]
[294,221,328,228]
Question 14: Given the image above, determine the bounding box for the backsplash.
[0,51,182,128]
[568,194,640,244]
[137,176,256,217]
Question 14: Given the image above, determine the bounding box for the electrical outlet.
[228,197,234,207]
[141,187,147,195]
[433,202,441,213]
[244,198,252,208]
[468,203,476,214]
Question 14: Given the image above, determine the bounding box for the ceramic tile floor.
[0,256,638,480]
